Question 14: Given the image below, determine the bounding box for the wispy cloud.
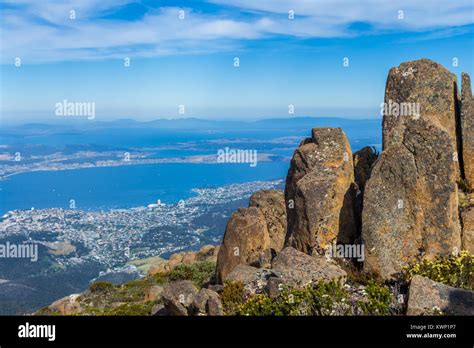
[0,0,472,63]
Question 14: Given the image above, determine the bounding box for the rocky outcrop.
[285,128,357,255]
[461,73,473,190]
[363,59,462,280]
[461,206,473,253]
[271,247,346,287]
[144,285,163,302]
[225,264,279,296]
[192,288,223,316]
[216,207,270,283]
[148,244,219,276]
[249,190,287,253]
[162,280,199,316]
[46,294,82,315]
[407,275,474,315]
[382,59,460,174]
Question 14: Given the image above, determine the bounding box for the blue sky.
[0,0,473,123]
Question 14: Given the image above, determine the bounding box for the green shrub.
[168,261,215,287]
[103,302,154,316]
[89,281,114,293]
[403,250,473,290]
[357,279,392,315]
[234,279,351,316]
[221,281,246,315]
[458,178,473,194]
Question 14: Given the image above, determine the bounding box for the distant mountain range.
[1,117,380,135]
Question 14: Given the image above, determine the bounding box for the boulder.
[216,207,270,283]
[363,61,462,280]
[249,190,287,252]
[285,127,356,255]
[382,59,460,177]
[271,247,346,287]
[407,275,474,315]
[192,288,222,315]
[267,277,286,299]
[207,295,224,316]
[461,72,473,190]
[162,280,198,316]
[461,206,474,253]
[151,303,167,316]
[48,294,82,315]
[144,285,164,302]
[225,264,279,296]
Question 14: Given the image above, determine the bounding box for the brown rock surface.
[162,280,198,316]
[192,288,222,315]
[47,294,82,315]
[363,118,461,279]
[363,59,463,280]
[144,285,164,302]
[353,146,379,235]
[382,59,460,172]
[407,275,474,315]
[285,127,356,255]
[353,146,378,193]
[249,190,287,252]
[216,207,270,283]
[271,247,346,287]
[225,264,278,295]
[461,72,473,190]
[461,206,474,253]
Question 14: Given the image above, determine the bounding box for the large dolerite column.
[216,207,270,284]
[285,127,356,255]
[461,72,473,190]
[363,59,461,280]
[382,59,461,177]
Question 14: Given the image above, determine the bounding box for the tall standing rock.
[248,190,287,253]
[461,72,473,190]
[285,127,356,255]
[216,207,270,284]
[363,59,462,280]
[382,59,461,179]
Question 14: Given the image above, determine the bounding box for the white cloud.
[0,0,472,63]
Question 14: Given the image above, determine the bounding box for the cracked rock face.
[382,59,461,178]
[285,127,356,255]
[363,60,462,280]
[461,72,474,190]
[249,190,287,253]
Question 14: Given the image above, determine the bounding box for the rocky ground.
[38,58,474,316]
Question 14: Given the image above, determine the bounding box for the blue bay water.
[0,162,289,214]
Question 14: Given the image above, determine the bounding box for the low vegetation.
[230,278,392,316]
[402,250,473,290]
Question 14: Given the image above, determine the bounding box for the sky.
[0,0,473,123]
